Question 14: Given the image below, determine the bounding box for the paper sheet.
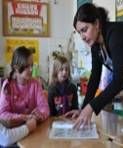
[49,120,99,139]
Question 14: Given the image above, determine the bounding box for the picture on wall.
[3,0,49,37]
[5,39,39,64]
[116,0,123,21]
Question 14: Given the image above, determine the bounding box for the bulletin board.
[5,39,39,64]
[3,0,50,37]
[116,0,123,21]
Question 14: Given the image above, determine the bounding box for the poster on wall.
[116,0,123,21]
[5,39,39,64]
[3,0,49,37]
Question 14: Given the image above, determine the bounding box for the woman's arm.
[82,44,102,109]
[90,24,123,114]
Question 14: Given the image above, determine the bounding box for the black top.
[82,22,123,115]
[48,80,78,116]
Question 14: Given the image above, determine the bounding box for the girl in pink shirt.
[0,46,49,128]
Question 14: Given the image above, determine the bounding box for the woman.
[65,3,123,129]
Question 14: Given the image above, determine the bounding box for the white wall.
[93,0,116,21]
[41,0,75,80]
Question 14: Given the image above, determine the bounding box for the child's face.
[57,63,69,83]
[17,55,33,82]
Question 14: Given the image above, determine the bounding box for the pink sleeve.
[31,81,49,121]
[0,80,25,121]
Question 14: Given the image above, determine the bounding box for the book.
[49,120,99,139]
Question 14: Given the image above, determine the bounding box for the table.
[18,110,123,148]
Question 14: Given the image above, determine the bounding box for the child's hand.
[31,109,48,122]
[20,114,29,121]
[26,118,37,133]
[40,112,48,121]
[27,114,36,120]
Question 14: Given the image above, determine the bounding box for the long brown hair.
[49,54,70,85]
[4,46,33,94]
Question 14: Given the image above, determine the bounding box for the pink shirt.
[0,79,49,121]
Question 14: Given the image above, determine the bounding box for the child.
[0,118,36,147]
[48,54,78,116]
[0,46,49,145]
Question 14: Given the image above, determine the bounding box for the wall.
[0,0,75,81]
[93,0,116,21]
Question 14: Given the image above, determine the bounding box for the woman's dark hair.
[9,46,33,81]
[73,3,109,29]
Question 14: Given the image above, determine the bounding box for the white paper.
[49,120,99,139]
[52,120,75,129]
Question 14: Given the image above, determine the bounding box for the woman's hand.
[73,104,93,130]
[64,109,80,120]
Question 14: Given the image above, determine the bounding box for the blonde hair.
[49,54,70,85]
